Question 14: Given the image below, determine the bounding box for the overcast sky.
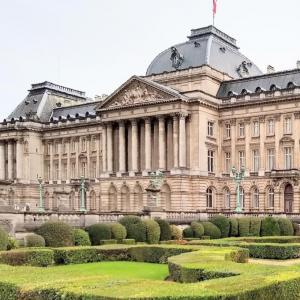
[1,0,300,120]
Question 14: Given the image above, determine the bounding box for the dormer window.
[287,82,296,89]
[241,89,249,96]
[255,87,262,94]
[270,84,279,92]
[227,91,234,97]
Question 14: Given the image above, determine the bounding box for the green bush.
[293,222,300,236]
[210,215,230,238]
[119,216,146,242]
[191,222,204,238]
[73,229,91,246]
[170,225,182,240]
[201,222,221,239]
[229,218,238,237]
[0,249,53,267]
[36,221,74,247]
[278,218,294,236]
[110,223,127,241]
[249,218,261,236]
[143,219,161,244]
[0,227,8,251]
[261,217,280,236]
[86,224,111,245]
[25,234,45,248]
[183,226,194,238]
[155,219,172,241]
[120,239,135,245]
[7,237,19,250]
[238,217,251,237]
[100,239,117,245]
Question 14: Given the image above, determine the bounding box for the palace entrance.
[284,184,293,213]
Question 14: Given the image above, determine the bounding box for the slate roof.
[146,25,262,79]
[217,69,300,98]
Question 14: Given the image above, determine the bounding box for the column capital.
[144,117,152,124]
[158,115,166,121]
[119,120,125,127]
[178,111,189,119]
[131,119,138,126]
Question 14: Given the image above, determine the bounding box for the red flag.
[213,0,217,16]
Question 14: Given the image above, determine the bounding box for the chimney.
[297,61,300,69]
[267,65,275,73]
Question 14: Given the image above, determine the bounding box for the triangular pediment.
[96,76,184,110]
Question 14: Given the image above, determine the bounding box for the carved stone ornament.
[170,47,184,69]
[236,61,250,78]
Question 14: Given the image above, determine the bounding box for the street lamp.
[231,166,245,213]
[79,176,87,212]
[37,177,45,212]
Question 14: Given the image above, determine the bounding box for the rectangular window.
[284,117,292,134]
[208,150,214,173]
[62,142,67,154]
[225,123,231,139]
[71,162,76,178]
[238,151,245,169]
[224,152,231,173]
[81,161,87,177]
[91,137,97,151]
[81,138,86,151]
[54,162,59,180]
[46,143,51,155]
[267,148,275,171]
[63,163,67,180]
[239,123,245,137]
[71,140,76,152]
[46,164,50,181]
[284,147,293,169]
[91,161,97,178]
[252,121,260,137]
[54,143,59,154]
[267,119,275,135]
[252,149,260,172]
[207,121,214,137]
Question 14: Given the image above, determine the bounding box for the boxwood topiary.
[229,218,239,237]
[191,222,204,238]
[249,218,261,236]
[201,221,221,239]
[36,221,74,247]
[86,224,111,245]
[119,216,146,242]
[261,217,280,236]
[25,234,45,248]
[143,219,161,244]
[73,229,91,246]
[170,225,182,240]
[183,226,194,238]
[278,218,294,236]
[238,218,251,237]
[155,218,172,241]
[0,227,8,251]
[110,223,127,241]
[210,215,230,238]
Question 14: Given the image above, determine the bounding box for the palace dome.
[146,25,263,79]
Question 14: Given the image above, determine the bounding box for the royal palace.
[1,25,300,231]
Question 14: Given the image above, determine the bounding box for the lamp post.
[79,176,87,212]
[37,177,45,212]
[231,166,245,213]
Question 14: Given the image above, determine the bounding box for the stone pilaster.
[16,139,23,180]
[0,141,5,180]
[7,140,14,180]
[102,125,107,173]
[144,118,151,173]
[158,116,166,170]
[118,121,126,173]
[131,119,138,173]
[172,114,179,169]
[107,123,113,173]
[179,113,187,168]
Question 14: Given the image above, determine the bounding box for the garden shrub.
[155,218,172,241]
[120,239,135,245]
[238,217,251,237]
[7,237,19,250]
[261,217,280,236]
[73,229,91,246]
[143,219,161,244]
[211,215,230,238]
[119,216,146,242]
[278,218,294,236]
[0,227,8,251]
[36,221,74,247]
[170,225,182,240]
[229,218,238,237]
[0,249,53,267]
[53,247,99,264]
[25,234,45,248]
[191,222,204,238]
[100,239,117,245]
[249,217,261,236]
[110,223,127,241]
[183,226,194,238]
[86,224,111,245]
[201,222,221,239]
[293,222,300,236]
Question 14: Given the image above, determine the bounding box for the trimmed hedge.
[143,219,161,244]
[73,229,91,246]
[100,239,117,245]
[261,217,281,236]
[155,219,172,241]
[183,226,194,238]
[249,217,261,236]
[120,239,135,245]
[0,228,8,251]
[7,237,19,250]
[25,234,45,248]
[229,218,238,237]
[278,218,294,236]
[36,221,74,247]
[110,223,127,241]
[238,217,250,237]
[86,224,111,245]
[119,216,146,242]
[0,249,53,267]
[211,215,230,238]
[170,225,182,240]
[191,222,204,238]
[201,222,221,239]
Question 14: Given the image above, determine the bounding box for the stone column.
[244,118,251,176]
[107,123,113,173]
[0,141,5,180]
[58,141,62,180]
[158,116,166,170]
[179,113,187,168]
[230,119,236,170]
[131,119,138,173]
[172,114,179,169]
[118,121,126,173]
[7,140,14,180]
[102,125,107,173]
[66,139,71,182]
[144,118,151,172]
[75,139,79,178]
[259,117,265,176]
[16,139,23,180]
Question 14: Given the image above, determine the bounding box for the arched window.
[206,188,213,208]
[255,87,262,94]
[121,185,130,211]
[133,184,143,212]
[241,89,248,96]
[90,191,97,211]
[270,84,278,92]
[161,184,171,210]
[267,187,274,208]
[224,188,230,208]
[239,187,245,208]
[108,185,117,211]
[252,188,259,208]
[287,82,295,89]
[227,91,234,97]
